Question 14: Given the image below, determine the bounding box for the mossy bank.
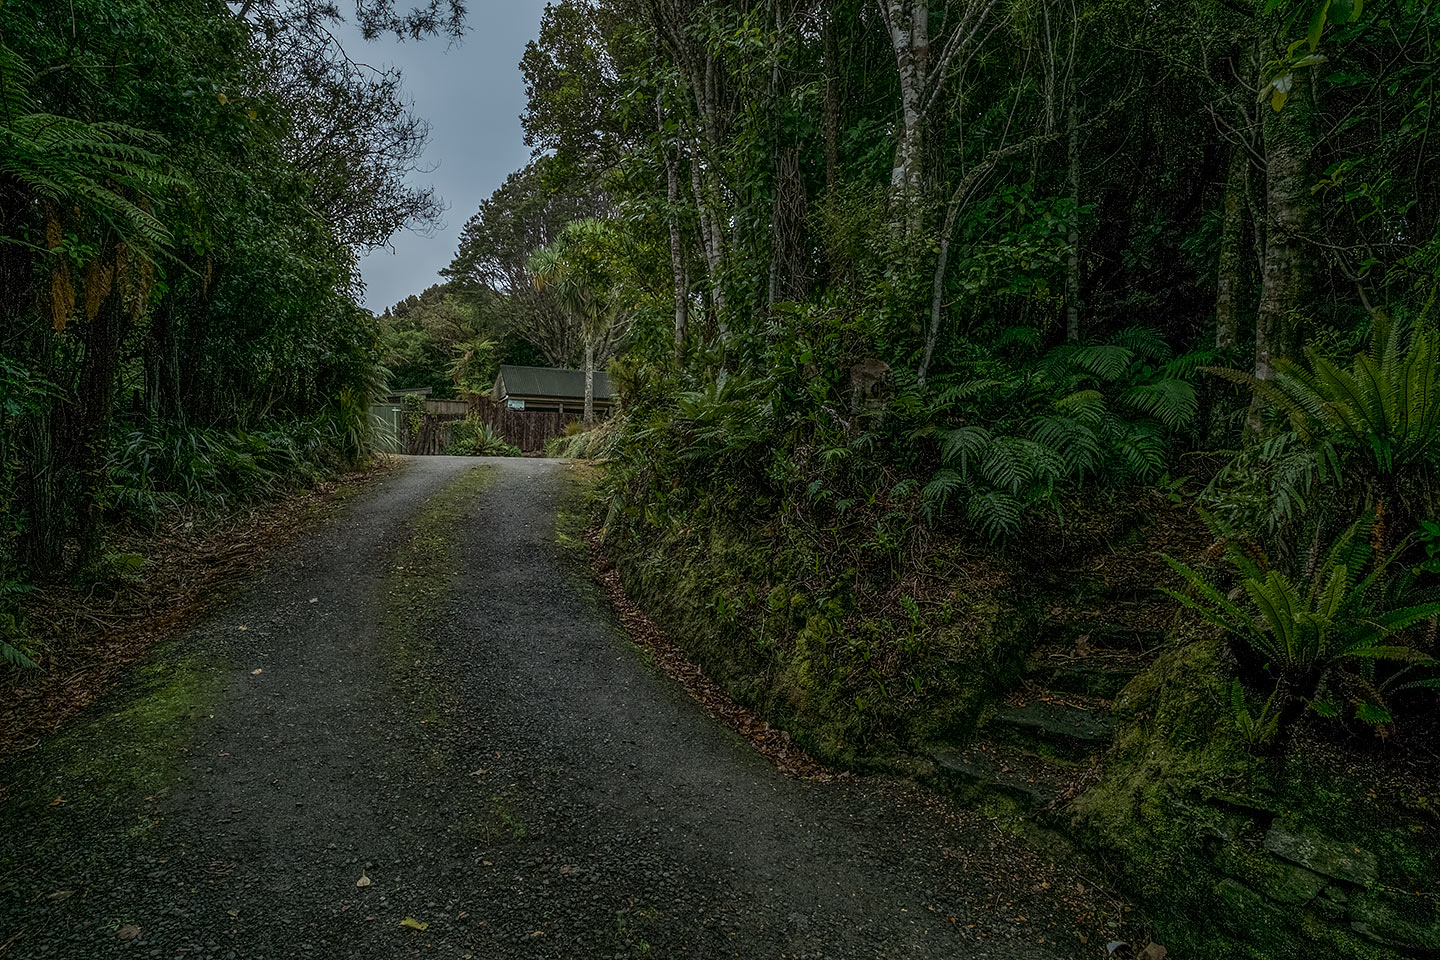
[595,470,1440,959]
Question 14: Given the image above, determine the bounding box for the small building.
[491,365,616,415]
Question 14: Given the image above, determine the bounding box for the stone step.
[1041,621,1168,652]
[1027,647,1149,699]
[988,696,1113,757]
[928,741,1076,810]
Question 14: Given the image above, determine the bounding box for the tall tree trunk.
[823,10,840,201]
[658,94,689,363]
[920,200,961,387]
[583,338,595,427]
[1215,146,1249,352]
[885,0,929,235]
[688,148,726,330]
[67,249,131,566]
[1064,90,1082,341]
[1249,65,1319,435]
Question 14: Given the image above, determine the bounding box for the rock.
[1212,841,1327,905]
[1032,655,1143,699]
[1313,885,1349,921]
[1213,878,1288,937]
[1349,893,1440,955]
[1263,825,1377,886]
[991,701,1112,745]
[928,744,1069,808]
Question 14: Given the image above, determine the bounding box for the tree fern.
[966,489,1023,541]
[925,326,1198,539]
[1111,325,1173,362]
[1,44,178,255]
[1045,343,1134,382]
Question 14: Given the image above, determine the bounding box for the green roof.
[494,365,614,402]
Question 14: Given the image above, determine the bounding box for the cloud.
[337,2,548,312]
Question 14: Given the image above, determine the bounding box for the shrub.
[1209,315,1440,535]
[444,419,521,457]
[1164,510,1440,733]
[547,417,622,459]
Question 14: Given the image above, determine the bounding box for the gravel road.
[0,456,1126,959]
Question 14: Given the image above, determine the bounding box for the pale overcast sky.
[335,2,550,313]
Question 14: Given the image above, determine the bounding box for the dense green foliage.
[461,0,1440,740]
[0,0,444,664]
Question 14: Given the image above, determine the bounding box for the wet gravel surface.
[0,456,1126,959]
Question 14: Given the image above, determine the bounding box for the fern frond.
[1122,379,1199,430]
[1111,326,1172,362]
[966,490,1022,541]
[1066,344,1135,381]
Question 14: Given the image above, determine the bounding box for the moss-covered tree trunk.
[1215,146,1250,353]
[884,0,929,236]
[1250,66,1319,435]
[1064,90,1082,342]
[657,94,689,364]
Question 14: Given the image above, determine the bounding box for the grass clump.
[443,418,521,457]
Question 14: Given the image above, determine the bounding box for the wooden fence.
[466,397,581,454]
[402,412,468,456]
[397,398,582,456]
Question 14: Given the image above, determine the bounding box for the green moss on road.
[0,647,225,871]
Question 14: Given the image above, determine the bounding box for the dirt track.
[0,456,1128,958]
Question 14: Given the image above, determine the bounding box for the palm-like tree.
[528,220,632,425]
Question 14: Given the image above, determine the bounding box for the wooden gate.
[466,397,582,454]
[398,399,587,456]
[401,412,467,455]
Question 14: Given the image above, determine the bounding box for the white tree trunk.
[583,338,595,426]
[1249,62,1318,436]
[886,0,929,235]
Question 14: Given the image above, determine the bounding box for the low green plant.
[1209,315,1440,530]
[547,417,622,459]
[444,418,521,457]
[923,327,1204,538]
[106,418,346,523]
[1,579,38,669]
[1164,512,1440,729]
[1227,678,1281,748]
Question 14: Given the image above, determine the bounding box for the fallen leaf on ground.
[47,796,64,806]
[399,917,428,931]
[356,874,371,888]
[46,890,74,901]
[117,925,141,940]
[250,669,262,675]
[226,909,238,918]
